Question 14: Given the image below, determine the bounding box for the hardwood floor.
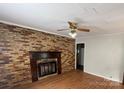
[17,70,124,89]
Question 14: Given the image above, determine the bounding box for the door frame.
[76,43,85,71]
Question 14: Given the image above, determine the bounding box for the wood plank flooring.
[17,70,124,89]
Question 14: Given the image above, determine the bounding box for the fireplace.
[29,51,61,82]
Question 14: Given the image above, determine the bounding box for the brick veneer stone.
[0,22,75,88]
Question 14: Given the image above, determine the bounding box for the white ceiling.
[0,3,124,38]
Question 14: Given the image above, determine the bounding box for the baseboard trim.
[84,71,122,83]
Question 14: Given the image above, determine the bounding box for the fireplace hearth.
[29,51,61,82]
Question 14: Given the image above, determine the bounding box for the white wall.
[76,33,124,82]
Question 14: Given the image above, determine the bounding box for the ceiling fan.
[57,21,90,38]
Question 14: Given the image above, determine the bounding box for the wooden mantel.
[29,51,61,82]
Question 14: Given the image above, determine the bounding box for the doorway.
[76,43,85,71]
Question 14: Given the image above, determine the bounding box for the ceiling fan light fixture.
[69,29,77,38]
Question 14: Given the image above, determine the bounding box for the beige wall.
[0,22,75,88]
[76,33,124,83]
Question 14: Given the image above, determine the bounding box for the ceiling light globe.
[69,31,77,38]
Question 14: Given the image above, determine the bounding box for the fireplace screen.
[38,61,57,77]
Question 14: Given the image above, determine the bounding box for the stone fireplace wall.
[0,22,75,88]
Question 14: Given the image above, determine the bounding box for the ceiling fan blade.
[68,21,77,29]
[77,28,90,32]
[57,29,69,31]
[68,21,77,25]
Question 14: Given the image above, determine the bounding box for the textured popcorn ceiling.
[0,3,124,38]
